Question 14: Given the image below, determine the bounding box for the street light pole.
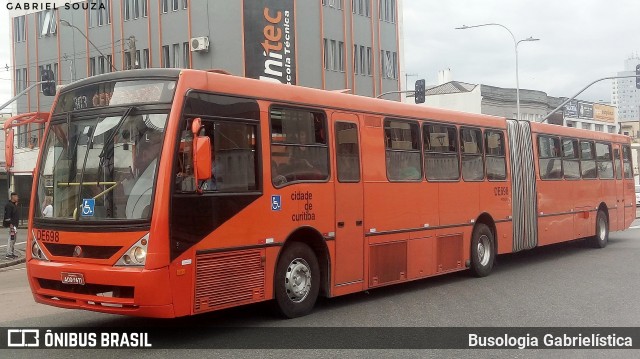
[60,19,117,72]
[455,23,539,120]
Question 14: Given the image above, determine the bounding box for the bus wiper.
[96,106,136,186]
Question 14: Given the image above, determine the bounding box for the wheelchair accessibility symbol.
[81,198,95,216]
[271,195,282,211]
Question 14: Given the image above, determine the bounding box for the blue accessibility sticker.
[81,198,95,216]
[271,195,282,211]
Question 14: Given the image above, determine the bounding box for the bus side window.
[538,135,562,180]
[622,145,633,179]
[562,138,581,180]
[580,140,597,179]
[460,127,484,181]
[484,130,507,181]
[385,119,422,181]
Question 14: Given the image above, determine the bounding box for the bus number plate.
[61,272,85,285]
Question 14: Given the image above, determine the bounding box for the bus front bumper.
[27,260,176,318]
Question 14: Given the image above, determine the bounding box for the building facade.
[8,0,403,218]
[612,56,640,122]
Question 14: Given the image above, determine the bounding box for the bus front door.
[333,117,365,286]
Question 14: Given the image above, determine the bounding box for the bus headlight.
[30,230,49,261]
[115,233,149,267]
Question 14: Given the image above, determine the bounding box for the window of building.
[335,122,361,182]
[324,0,343,9]
[172,0,179,11]
[323,38,344,71]
[173,43,180,68]
[338,41,344,72]
[106,55,112,72]
[460,127,484,181]
[133,0,140,19]
[38,10,57,37]
[580,140,596,179]
[352,0,370,16]
[98,56,106,74]
[183,0,188,9]
[608,126,616,133]
[162,45,170,68]
[135,50,141,69]
[162,0,168,13]
[89,57,96,76]
[538,135,562,180]
[381,50,398,79]
[581,123,591,130]
[594,124,604,132]
[183,42,190,69]
[124,0,131,21]
[485,130,507,181]
[14,15,26,42]
[385,120,421,181]
[125,52,132,70]
[270,107,329,186]
[142,49,150,68]
[379,0,396,22]
[561,138,580,180]
[595,142,614,179]
[143,0,148,17]
[366,47,372,75]
[15,68,27,93]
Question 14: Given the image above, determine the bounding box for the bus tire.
[588,210,609,248]
[470,224,495,277]
[274,242,320,318]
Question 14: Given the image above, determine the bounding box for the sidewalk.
[0,230,27,269]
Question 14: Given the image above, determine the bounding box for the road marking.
[630,226,640,230]
[0,241,27,248]
[0,267,26,272]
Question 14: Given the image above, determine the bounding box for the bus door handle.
[356,220,363,226]
[337,222,345,228]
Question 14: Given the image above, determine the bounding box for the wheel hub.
[477,235,491,266]
[285,258,312,303]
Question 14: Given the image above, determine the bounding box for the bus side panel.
[536,179,575,246]
[480,180,513,254]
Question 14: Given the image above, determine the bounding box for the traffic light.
[41,69,56,96]
[636,64,640,89]
[414,79,425,104]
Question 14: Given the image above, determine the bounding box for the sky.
[0,0,639,112]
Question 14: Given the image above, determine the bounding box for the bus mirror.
[192,135,212,191]
[191,117,202,135]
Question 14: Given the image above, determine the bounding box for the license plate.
[61,272,85,285]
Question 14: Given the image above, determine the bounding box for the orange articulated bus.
[26,69,636,318]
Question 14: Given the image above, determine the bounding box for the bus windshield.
[35,109,169,221]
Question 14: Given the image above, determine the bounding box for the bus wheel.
[470,224,495,277]
[274,242,320,318]
[588,210,609,248]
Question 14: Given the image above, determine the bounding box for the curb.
[0,250,26,269]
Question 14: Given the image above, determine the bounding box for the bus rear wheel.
[588,210,609,248]
[470,224,495,277]
[274,242,320,318]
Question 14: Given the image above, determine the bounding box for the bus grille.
[194,250,265,313]
[37,278,134,298]
[41,243,122,259]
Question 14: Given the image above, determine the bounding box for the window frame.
[384,118,422,182]
[335,121,361,183]
[579,140,597,180]
[484,129,508,182]
[459,126,485,182]
[423,121,459,182]
[595,142,614,180]
[537,135,563,181]
[268,105,331,188]
[561,137,581,180]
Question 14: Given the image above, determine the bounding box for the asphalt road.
[0,222,639,358]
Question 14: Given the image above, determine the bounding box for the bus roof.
[60,69,181,94]
[179,69,508,130]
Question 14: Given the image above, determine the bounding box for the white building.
[612,56,640,121]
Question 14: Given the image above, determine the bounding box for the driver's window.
[270,107,329,187]
[175,118,259,193]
